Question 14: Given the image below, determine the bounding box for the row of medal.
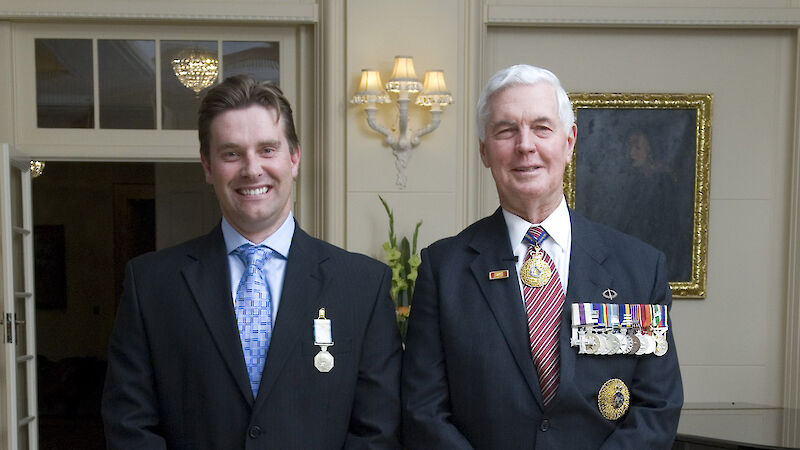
[570,303,670,357]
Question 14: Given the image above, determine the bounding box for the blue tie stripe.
[233,244,273,397]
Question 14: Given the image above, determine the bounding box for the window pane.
[161,40,218,130]
[36,39,93,128]
[222,41,279,85]
[99,40,156,129]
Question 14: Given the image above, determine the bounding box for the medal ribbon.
[623,304,632,327]
[570,303,666,328]
[522,228,549,248]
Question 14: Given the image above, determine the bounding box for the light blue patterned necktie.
[233,244,273,397]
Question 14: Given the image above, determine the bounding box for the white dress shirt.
[222,212,295,325]
[503,197,572,299]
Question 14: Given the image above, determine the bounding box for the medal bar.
[570,302,669,356]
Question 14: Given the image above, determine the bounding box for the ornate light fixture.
[29,160,45,178]
[351,56,453,188]
[171,49,219,95]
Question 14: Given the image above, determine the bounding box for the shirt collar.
[221,212,295,259]
[502,196,571,252]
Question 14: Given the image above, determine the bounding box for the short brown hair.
[198,74,299,159]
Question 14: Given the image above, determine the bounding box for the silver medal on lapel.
[314,308,334,373]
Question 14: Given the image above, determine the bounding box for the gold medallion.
[520,247,552,288]
[598,378,630,421]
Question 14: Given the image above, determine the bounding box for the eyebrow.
[489,116,555,129]
[488,120,518,130]
[215,139,283,151]
[257,139,283,148]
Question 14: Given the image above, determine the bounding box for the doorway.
[31,161,217,449]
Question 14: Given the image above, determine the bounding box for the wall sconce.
[351,56,453,188]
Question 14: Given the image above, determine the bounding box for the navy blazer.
[102,224,402,449]
[401,208,683,450]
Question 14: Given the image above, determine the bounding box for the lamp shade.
[421,70,448,94]
[359,70,384,93]
[387,55,422,93]
[416,70,453,108]
[351,69,390,104]
[389,56,418,81]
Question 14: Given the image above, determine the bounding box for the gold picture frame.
[565,93,712,298]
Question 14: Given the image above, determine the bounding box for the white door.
[0,144,39,450]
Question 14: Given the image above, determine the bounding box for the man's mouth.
[514,165,541,173]
[238,186,270,196]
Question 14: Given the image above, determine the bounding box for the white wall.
[344,0,468,259]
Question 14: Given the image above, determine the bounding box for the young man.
[103,75,402,449]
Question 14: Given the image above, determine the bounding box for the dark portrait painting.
[567,94,712,298]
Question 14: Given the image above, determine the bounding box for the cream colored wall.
[0,23,12,144]
[0,0,317,21]
[344,0,469,258]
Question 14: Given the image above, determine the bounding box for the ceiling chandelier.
[171,49,219,94]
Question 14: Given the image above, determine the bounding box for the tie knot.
[233,244,271,268]
[525,226,545,243]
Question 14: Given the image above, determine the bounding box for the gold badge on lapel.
[489,270,509,280]
[598,378,630,420]
[520,247,552,288]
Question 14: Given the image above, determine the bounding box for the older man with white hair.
[401,64,683,449]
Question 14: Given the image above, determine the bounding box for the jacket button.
[248,425,262,438]
[540,419,550,432]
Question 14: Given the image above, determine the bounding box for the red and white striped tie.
[522,226,564,406]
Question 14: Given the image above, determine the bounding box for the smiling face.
[201,104,300,243]
[480,82,576,222]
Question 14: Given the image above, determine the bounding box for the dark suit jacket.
[401,208,683,450]
[102,224,402,449]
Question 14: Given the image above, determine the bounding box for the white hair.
[476,64,574,141]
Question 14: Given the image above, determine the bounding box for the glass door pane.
[222,41,279,84]
[98,40,156,129]
[161,40,218,130]
[35,39,94,129]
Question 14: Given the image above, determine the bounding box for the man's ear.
[290,146,301,178]
[479,141,490,168]
[201,154,213,184]
[565,123,577,160]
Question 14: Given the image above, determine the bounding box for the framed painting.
[565,93,712,298]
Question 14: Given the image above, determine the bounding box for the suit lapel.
[181,226,254,404]
[469,209,543,406]
[253,226,325,409]
[559,211,614,394]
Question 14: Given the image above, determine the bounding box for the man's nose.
[516,128,536,153]
[240,152,263,177]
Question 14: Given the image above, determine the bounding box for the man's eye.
[261,147,276,155]
[495,128,515,138]
[222,152,239,160]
